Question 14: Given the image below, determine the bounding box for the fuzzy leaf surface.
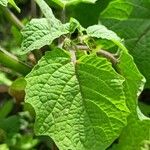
[21,18,68,54]
[25,48,129,150]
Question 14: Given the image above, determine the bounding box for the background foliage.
[0,0,150,150]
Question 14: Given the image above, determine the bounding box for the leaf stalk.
[0,46,31,75]
[1,6,24,30]
[76,45,118,65]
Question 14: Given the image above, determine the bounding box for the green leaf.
[51,0,97,8]
[86,24,121,43]
[21,18,68,54]
[8,0,20,12]
[0,144,9,150]
[0,116,20,137]
[0,100,14,119]
[13,135,39,150]
[110,50,150,150]
[21,0,70,53]
[25,48,129,150]
[68,17,85,33]
[0,72,12,86]
[100,0,133,20]
[100,0,150,88]
[139,102,150,117]
[0,0,20,12]
[117,51,145,112]
[66,0,110,27]
[35,0,59,25]
[111,116,150,150]
[0,0,8,7]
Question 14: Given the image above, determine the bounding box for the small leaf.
[69,17,85,34]
[86,24,121,43]
[35,0,58,25]
[0,116,20,137]
[0,0,8,7]
[25,48,129,150]
[51,0,97,8]
[21,18,68,54]
[0,101,14,119]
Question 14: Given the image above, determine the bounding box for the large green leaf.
[21,18,68,54]
[25,48,129,150]
[66,0,110,27]
[86,23,150,149]
[100,0,150,88]
[108,50,150,150]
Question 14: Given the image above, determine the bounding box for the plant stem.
[0,47,31,76]
[33,49,43,61]
[31,0,37,17]
[76,45,118,65]
[96,50,118,65]
[0,85,8,93]
[61,8,66,23]
[70,49,76,64]
[1,6,24,30]
[52,142,58,150]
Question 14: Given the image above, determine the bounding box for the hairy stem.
[96,50,118,65]
[70,49,76,64]
[1,6,24,30]
[76,45,118,65]
[0,46,31,75]
[52,142,58,150]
